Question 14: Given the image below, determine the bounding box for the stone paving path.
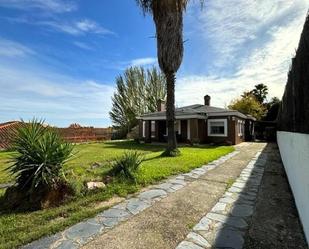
[82,143,265,249]
[176,150,265,249]
[22,149,241,249]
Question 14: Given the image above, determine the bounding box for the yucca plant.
[110,151,144,182]
[7,119,74,195]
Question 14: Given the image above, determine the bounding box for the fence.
[277,13,309,243]
[0,122,113,150]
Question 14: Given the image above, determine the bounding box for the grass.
[0,151,15,184]
[0,140,234,249]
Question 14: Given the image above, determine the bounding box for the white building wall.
[277,131,309,242]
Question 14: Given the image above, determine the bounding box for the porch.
[139,119,207,144]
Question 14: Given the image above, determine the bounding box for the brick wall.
[0,122,112,149]
[56,127,112,143]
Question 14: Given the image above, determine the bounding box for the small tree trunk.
[162,72,180,156]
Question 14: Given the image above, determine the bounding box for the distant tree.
[109,66,166,136]
[264,97,281,121]
[228,94,266,120]
[250,83,269,104]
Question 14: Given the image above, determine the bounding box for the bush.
[110,151,144,182]
[5,119,74,209]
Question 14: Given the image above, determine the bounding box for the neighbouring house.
[138,95,255,145]
[0,121,21,150]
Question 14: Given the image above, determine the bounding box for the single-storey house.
[138,95,255,145]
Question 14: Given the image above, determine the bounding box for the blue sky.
[0,0,308,127]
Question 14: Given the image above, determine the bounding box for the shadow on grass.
[103,140,164,152]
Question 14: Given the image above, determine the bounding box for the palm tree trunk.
[162,72,179,156]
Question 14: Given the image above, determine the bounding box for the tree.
[109,66,166,136]
[250,83,268,104]
[136,0,198,156]
[264,97,281,121]
[228,94,266,120]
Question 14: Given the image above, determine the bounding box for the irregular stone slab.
[65,222,101,242]
[214,228,244,249]
[231,204,254,217]
[233,182,246,189]
[98,217,120,227]
[211,202,227,213]
[112,202,127,210]
[22,233,62,249]
[206,212,228,223]
[219,197,236,204]
[176,175,185,180]
[101,208,131,219]
[54,239,79,249]
[126,198,151,215]
[228,186,243,193]
[176,241,204,249]
[193,217,212,231]
[206,213,248,229]
[187,232,211,247]
[170,184,184,191]
[169,179,186,186]
[138,189,167,201]
[155,182,174,192]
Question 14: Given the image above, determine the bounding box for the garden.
[0,121,234,249]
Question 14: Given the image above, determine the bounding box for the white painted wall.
[277,131,309,242]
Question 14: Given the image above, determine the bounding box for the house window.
[208,119,227,137]
[142,121,146,138]
[238,120,244,136]
[151,121,155,138]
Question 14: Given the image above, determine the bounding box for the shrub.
[5,119,74,209]
[110,151,144,182]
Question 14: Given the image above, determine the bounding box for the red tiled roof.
[0,121,21,149]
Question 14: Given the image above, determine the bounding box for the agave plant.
[7,119,74,194]
[111,150,144,182]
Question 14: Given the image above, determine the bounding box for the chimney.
[157,99,166,112]
[204,95,211,106]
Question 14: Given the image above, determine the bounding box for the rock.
[87,182,106,190]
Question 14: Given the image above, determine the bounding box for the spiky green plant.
[111,151,144,182]
[7,119,74,194]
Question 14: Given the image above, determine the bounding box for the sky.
[0,0,308,127]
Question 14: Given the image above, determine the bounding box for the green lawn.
[0,140,234,249]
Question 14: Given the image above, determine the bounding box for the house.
[138,95,255,145]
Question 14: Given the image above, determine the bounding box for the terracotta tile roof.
[0,121,21,149]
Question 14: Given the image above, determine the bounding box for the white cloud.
[178,0,308,107]
[0,0,77,13]
[0,37,34,58]
[190,0,306,68]
[0,61,114,127]
[38,19,114,36]
[73,41,93,50]
[130,57,157,67]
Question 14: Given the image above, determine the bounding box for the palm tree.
[136,0,190,156]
